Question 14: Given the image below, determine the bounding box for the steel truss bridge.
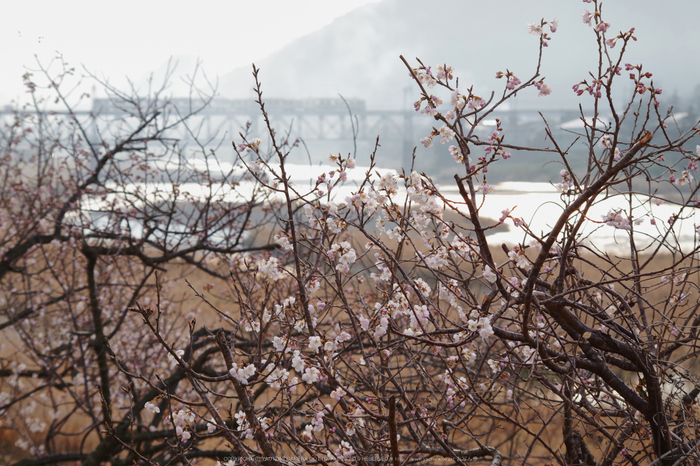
[2,97,584,166]
[91,97,420,154]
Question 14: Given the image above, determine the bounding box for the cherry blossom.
[258,256,285,281]
[483,265,498,284]
[229,362,257,385]
[602,209,631,230]
[527,23,543,36]
[144,400,160,414]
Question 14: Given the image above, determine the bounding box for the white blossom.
[229,362,257,385]
[483,265,498,284]
[144,400,160,414]
[258,256,285,281]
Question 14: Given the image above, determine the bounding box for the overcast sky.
[1,0,381,104]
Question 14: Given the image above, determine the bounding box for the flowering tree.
[0,60,278,464]
[4,1,700,465]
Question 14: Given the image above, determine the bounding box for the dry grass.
[2,227,698,464]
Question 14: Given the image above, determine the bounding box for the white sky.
[1,0,382,104]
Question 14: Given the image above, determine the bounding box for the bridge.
[2,97,588,168]
[90,96,419,158]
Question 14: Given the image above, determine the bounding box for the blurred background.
[3,0,699,181]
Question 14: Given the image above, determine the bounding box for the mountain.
[220,0,700,111]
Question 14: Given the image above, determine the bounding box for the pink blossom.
[478,183,494,195]
[429,94,443,107]
[451,89,465,110]
[483,266,497,283]
[467,95,486,109]
[449,145,464,164]
[176,426,191,442]
[602,210,631,230]
[537,83,552,97]
[499,209,511,223]
[436,64,454,80]
[613,147,621,161]
[527,23,543,36]
[421,105,439,117]
[595,22,610,33]
[598,135,612,149]
[550,18,559,33]
[416,67,437,88]
[582,9,593,26]
[506,75,522,90]
[438,125,456,144]
[330,388,345,401]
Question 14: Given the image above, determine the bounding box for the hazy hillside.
[220,0,700,110]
